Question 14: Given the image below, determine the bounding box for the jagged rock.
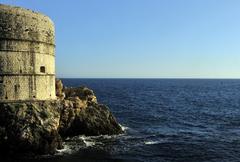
[59,101,122,137]
[56,79,65,100]
[0,4,122,156]
[59,85,122,137]
[0,101,63,154]
[0,80,123,155]
[64,86,98,104]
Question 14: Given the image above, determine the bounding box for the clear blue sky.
[1,0,240,78]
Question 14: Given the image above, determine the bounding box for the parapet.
[0,4,54,45]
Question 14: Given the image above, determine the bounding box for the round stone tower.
[0,4,56,101]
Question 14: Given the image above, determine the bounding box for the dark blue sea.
[6,79,240,162]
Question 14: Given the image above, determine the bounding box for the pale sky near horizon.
[1,0,240,78]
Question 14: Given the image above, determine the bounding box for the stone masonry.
[0,4,56,101]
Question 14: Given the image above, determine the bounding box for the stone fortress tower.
[0,4,56,101]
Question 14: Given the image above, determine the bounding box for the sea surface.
[4,79,240,162]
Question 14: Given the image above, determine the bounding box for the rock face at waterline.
[0,79,123,154]
[0,4,122,154]
[0,101,62,154]
[58,80,123,137]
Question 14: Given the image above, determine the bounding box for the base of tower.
[0,81,122,155]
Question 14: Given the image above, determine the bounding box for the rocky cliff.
[0,80,122,155]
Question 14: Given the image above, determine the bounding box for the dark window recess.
[20,69,22,73]
[40,66,45,73]
[14,84,20,93]
[33,96,36,98]
[0,86,3,96]
[14,85,17,93]
[0,77,3,84]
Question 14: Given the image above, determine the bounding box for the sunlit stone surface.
[0,4,55,101]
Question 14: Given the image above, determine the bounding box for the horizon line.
[57,77,240,80]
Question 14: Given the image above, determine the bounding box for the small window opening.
[14,84,20,93]
[33,96,36,98]
[0,77,3,84]
[14,85,18,93]
[40,66,45,73]
[20,69,22,73]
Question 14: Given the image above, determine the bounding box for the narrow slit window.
[0,77,3,84]
[14,84,20,93]
[14,85,17,92]
[40,66,45,73]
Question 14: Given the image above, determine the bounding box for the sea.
[3,79,240,162]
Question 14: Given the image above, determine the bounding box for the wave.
[144,140,161,145]
[56,144,75,155]
[55,135,96,155]
[55,134,121,155]
[119,124,129,131]
[78,135,96,147]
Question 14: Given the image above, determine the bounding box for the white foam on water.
[78,135,96,147]
[119,124,129,131]
[56,144,74,155]
[82,139,95,147]
[144,140,160,145]
[55,133,122,155]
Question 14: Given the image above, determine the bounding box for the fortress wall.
[0,4,56,101]
[0,75,55,100]
[35,53,55,74]
[0,5,54,44]
[0,51,32,73]
[35,75,56,100]
[0,51,55,74]
[0,40,55,54]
